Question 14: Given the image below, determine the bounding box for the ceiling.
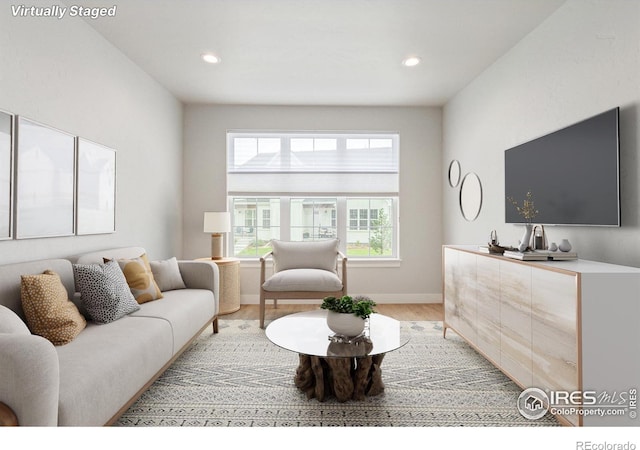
[78,0,567,106]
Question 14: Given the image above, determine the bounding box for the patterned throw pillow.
[73,261,140,324]
[21,270,87,345]
[114,253,163,303]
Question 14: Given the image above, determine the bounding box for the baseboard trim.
[240,293,442,305]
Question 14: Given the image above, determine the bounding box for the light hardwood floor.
[222,303,444,322]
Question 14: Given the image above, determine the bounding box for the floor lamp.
[203,212,231,260]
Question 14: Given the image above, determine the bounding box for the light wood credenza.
[443,245,640,426]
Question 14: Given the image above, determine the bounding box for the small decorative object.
[489,244,507,254]
[321,295,376,338]
[549,242,558,251]
[531,225,548,250]
[518,225,533,252]
[507,191,539,252]
[558,239,572,252]
[487,230,507,254]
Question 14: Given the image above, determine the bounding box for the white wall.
[183,105,442,303]
[0,3,184,264]
[443,0,640,267]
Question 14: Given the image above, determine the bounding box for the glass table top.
[265,309,410,358]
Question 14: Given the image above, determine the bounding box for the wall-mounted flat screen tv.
[505,107,620,226]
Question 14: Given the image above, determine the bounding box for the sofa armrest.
[259,251,274,288]
[0,401,18,426]
[0,334,60,426]
[177,261,220,316]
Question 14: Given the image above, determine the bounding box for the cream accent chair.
[259,239,347,329]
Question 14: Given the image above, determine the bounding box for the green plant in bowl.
[320,295,377,320]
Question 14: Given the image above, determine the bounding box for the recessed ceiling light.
[402,56,421,67]
[201,53,221,64]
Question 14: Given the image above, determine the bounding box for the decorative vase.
[558,239,572,252]
[518,224,533,252]
[549,242,558,252]
[326,311,365,337]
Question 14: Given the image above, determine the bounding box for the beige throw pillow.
[271,239,339,273]
[21,270,86,345]
[116,253,163,304]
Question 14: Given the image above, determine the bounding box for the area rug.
[115,320,560,427]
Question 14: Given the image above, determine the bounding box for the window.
[232,197,280,257]
[346,198,393,257]
[291,198,337,240]
[227,132,399,258]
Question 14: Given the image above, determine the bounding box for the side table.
[195,257,241,315]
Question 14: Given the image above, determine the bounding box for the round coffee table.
[265,309,409,402]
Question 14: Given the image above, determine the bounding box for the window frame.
[226,131,400,261]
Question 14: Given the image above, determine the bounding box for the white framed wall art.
[15,117,76,239]
[76,138,116,235]
[0,110,12,240]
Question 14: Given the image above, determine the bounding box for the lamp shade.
[203,212,231,233]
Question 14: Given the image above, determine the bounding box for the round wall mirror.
[459,172,483,221]
[448,160,461,187]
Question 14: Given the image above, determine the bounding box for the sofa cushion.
[131,288,215,354]
[0,304,30,335]
[150,257,186,292]
[262,268,343,292]
[271,239,339,273]
[20,270,86,345]
[114,253,163,304]
[55,315,173,426]
[73,261,140,324]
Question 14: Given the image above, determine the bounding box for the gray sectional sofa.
[0,247,219,426]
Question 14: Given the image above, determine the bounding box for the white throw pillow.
[271,239,339,273]
[150,257,186,292]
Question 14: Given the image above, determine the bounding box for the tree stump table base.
[294,354,386,402]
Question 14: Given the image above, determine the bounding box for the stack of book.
[503,250,578,261]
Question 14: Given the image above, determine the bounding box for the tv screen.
[505,107,620,226]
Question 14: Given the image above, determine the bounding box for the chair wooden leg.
[260,292,266,329]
